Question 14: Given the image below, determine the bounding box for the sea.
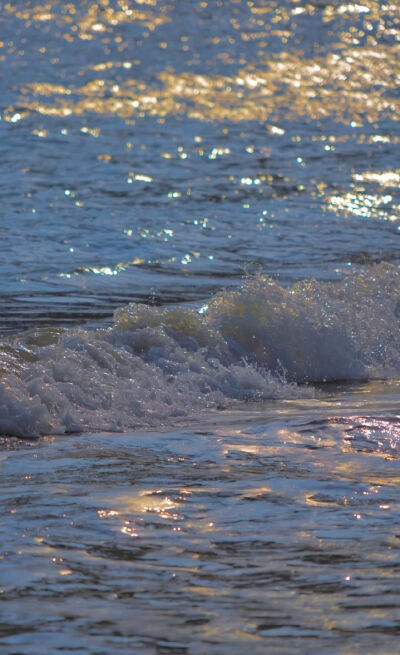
[1,1,400,653]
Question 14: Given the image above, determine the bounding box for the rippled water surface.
[2,385,400,654]
[2,0,400,327]
[1,0,400,652]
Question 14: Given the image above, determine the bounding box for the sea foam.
[1,263,399,437]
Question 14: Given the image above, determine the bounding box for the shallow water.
[1,0,400,652]
[2,384,400,654]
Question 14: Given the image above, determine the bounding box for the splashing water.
[1,264,399,437]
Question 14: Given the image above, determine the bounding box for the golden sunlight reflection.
[18,56,398,124]
[97,489,187,539]
[59,257,147,278]
[5,1,169,39]
[3,1,400,646]
[328,191,398,222]
[16,46,400,125]
[353,170,400,186]
[4,0,397,125]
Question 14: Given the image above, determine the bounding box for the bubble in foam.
[0,263,399,437]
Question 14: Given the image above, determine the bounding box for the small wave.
[1,263,399,437]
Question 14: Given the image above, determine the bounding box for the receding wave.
[1,263,399,437]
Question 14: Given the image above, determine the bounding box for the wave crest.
[1,263,399,437]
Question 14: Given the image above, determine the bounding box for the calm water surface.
[1,1,400,653]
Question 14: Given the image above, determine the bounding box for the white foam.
[1,263,399,437]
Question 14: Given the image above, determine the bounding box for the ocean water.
[1,0,400,653]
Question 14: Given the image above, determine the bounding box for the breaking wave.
[1,263,399,437]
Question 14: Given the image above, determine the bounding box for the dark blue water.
[1,0,399,329]
[1,2,400,653]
